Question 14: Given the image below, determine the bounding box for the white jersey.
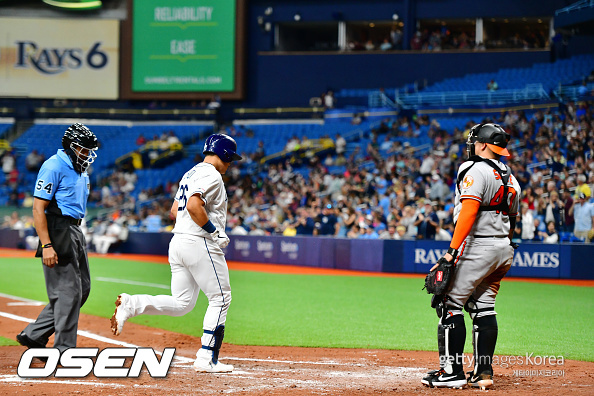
[454,158,521,237]
[172,162,228,237]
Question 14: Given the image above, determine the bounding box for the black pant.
[23,225,90,353]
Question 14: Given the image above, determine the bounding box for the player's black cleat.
[467,370,494,389]
[422,368,467,388]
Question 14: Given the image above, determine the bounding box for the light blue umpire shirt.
[33,149,90,219]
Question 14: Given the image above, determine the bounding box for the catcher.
[422,123,521,389]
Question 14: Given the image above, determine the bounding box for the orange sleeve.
[450,199,481,250]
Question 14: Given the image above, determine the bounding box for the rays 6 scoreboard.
[122,0,245,100]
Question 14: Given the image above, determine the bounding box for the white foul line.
[7,302,45,307]
[94,277,170,290]
[0,292,47,304]
[0,374,126,388]
[0,293,354,367]
[0,293,194,365]
[223,356,353,366]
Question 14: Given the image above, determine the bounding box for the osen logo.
[18,347,175,378]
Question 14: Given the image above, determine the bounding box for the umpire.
[16,123,98,354]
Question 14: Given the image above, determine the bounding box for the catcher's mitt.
[423,256,456,295]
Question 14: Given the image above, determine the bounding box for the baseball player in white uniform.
[110,134,242,373]
[422,123,521,389]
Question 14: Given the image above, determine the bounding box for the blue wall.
[114,232,592,280]
[249,51,551,107]
[238,0,587,107]
[3,229,590,279]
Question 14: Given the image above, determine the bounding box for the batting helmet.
[203,134,242,162]
[62,123,98,173]
[467,123,510,157]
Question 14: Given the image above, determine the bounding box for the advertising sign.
[0,17,119,99]
[128,0,243,97]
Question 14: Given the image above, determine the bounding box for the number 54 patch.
[36,180,53,194]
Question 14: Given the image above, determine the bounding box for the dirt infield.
[1,294,593,395]
[1,249,593,394]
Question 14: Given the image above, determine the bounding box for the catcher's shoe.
[110,293,132,336]
[421,368,467,388]
[467,370,494,390]
[193,349,233,373]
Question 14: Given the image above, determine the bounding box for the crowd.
[220,104,594,243]
[2,101,594,247]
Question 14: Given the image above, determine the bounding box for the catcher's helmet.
[62,123,98,173]
[467,123,510,157]
[203,134,242,162]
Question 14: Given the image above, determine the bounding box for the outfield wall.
[1,229,590,280]
[116,232,591,280]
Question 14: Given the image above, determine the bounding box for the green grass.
[0,257,592,361]
[0,336,19,346]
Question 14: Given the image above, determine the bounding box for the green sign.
[132,0,236,92]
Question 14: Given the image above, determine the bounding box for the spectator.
[230,217,249,235]
[410,31,423,50]
[335,134,346,157]
[143,208,163,232]
[347,224,360,239]
[294,208,315,235]
[487,79,499,91]
[364,40,375,51]
[390,28,403,49]
[380,38,393,51]
[136,134,147,146]
[323,91,335,109]
[544,191,564,231]
[379,223,397,239]
[314,204,339,236]
[569,191,594,242]
[166,131,180,146]
[539,221,559,244]
[562,189,575,232]
[414,202,439,239]
[25,150,44,172]
[359,225,379,239]
[93,220,128,254]
[1,150,15,177]
[253,140,266,163]
[248,223,266,236]
[394,225,412,240]
[434,223,452,241]
[520,203,535,240]
[575,174,592,200]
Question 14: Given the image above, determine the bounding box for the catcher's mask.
[467,123,510,158]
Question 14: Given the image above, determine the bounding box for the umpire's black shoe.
[16,332,46,349]
[16,332,48,363]
[421,368,467,388]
